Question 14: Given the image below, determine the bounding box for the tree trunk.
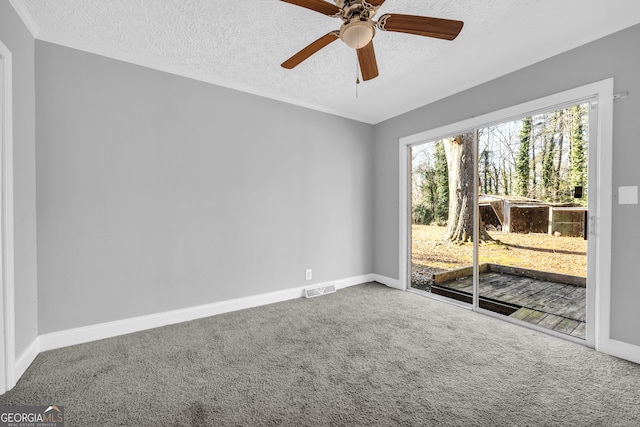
[442,133,493,242]
[554,131,564,200]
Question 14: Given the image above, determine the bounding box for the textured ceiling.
[15,0,640,123]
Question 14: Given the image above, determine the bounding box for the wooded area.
[412,103,589,242]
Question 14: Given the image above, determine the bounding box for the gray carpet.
[2,282,639,426]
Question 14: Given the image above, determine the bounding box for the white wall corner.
[7,0,40,38]
[0,39,17,396]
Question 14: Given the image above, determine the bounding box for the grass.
[411,224,587,278]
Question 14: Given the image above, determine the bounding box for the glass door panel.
[410,133,476,306]
[476,104,589,339]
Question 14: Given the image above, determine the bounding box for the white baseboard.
[14,337,40,384]
[39,275,370,353]
[334,274,376,290]
[11,274,400,390]
[372,274,403,290]
[599,337,640,365]
[9,275,640,395]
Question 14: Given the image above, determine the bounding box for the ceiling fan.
[280,0,464,81]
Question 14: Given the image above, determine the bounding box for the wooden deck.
[428,265,586,339]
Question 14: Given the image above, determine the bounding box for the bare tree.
[442,132,492,242]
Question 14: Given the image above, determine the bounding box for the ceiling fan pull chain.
[355,18,363,96]
[355,56,361,98]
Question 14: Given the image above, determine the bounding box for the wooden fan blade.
[357,41,379,81]
[378,14,464,40]
[282,32,339,69]
[364,0,386,6]
[280,0,341,16]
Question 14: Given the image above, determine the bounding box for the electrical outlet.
[305,269,312,281]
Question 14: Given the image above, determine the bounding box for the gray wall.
[7,3,640,352]
[35,42,374,333]
[0,2,39,357]
[373,24,640,346]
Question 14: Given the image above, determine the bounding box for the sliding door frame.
[399,79,613,350]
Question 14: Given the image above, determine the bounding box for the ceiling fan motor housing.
[336,0,379,49]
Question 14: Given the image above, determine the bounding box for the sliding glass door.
[407,97,596,343]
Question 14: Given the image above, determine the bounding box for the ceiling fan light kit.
[340,20,375,49]
[280,0,464,81]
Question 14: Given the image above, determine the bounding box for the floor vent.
[304,284,336,298]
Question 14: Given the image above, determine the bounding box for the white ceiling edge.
[377,16,640,125]
[8,0,640,125]
[8,0,40,38]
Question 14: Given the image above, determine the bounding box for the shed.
[479,195,586,237]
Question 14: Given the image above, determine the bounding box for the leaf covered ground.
[411,225,587,285]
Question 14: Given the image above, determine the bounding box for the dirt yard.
[411,224,587,285]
